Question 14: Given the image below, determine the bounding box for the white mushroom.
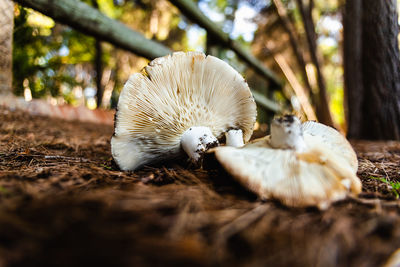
[213,115,361,209]
[111,51,256,171]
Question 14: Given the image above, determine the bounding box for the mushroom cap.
[212,119,361,209]
[112,51,257,171]
[301,121,358,173]
[214,140,361,209]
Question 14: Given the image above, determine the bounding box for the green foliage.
[100,163,113,170]
[97,0,124,18]
[13,6,90,99]
[370,176,400,199]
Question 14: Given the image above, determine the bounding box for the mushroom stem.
[225,129,244,147]
[269,115,307,152]
[181,126,219,161]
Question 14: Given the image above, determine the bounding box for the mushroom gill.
[111,51,256,171]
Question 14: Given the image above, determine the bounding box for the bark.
[0,0,14,95]
[343,0,363,137]
[295,0,334,127]
[344,0,400,140]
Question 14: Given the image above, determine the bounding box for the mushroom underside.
[111,51,256,171]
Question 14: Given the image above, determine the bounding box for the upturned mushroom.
[213,115,361,209]
[111,52,257,171]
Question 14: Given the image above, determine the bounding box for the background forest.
[10,0,352,124]
[9,0,400,134]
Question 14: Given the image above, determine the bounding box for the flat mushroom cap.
[213,118,361,209]
[214,142,361,209]
[112,51,257,171]
[301,121,358,173]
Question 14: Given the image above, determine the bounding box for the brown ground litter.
[1,107,400,267]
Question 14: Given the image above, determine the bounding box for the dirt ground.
[1,107,400,267]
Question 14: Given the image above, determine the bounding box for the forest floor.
[1,107,400,267]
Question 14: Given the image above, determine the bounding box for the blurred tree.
[295,0,333,126]
[272,0,313,98]
[91,0,105,108]
[0,0,14,95]
[252,0,343,126]
[343,0,400,139]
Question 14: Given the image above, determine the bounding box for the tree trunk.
[343,0,363,137]
[94,39,103,108]
[344,0,400,140]
[0,0,14,95]
[295,0,334,127]
[92,0,104,108]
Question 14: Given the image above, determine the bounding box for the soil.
[1,107,400,267]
